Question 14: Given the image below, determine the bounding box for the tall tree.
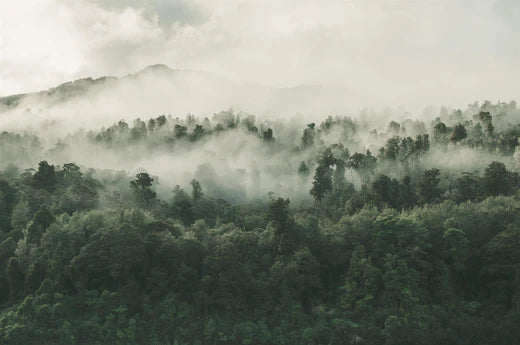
[298,161,310,177]
[479,111,494,137]
[130,173,156,205]
[301,123,316,149]
[311,148,335,203]
[482,161,511,196]
[191,179,204,202]
[26,205,55,245]
[433,122,450,144]
[33,161,57,191]
[268,197,293,255]
[418,168,442,204]
[450,123,467,143]
[452,172,480,202]
[372,174,400,209]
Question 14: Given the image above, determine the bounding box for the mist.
[2,0,520,110]
[2,2,520,343]
[2,97,519,204]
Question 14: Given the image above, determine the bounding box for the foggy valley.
[1,1,520,344]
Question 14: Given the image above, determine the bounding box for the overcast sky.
[0,0,519,109]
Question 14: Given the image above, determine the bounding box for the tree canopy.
[0,101,520,344]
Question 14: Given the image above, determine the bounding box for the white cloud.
[0,0,519,111]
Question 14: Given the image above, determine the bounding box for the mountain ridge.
[0,64,357,121]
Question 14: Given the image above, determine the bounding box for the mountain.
[0,65,360,129]
[0,76,118,110]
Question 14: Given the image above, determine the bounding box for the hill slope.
[0,65,358,126]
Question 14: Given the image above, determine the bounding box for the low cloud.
[0,0,519,111]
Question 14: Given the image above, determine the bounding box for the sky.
[0,0,519,109]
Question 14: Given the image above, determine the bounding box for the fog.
[0,64,362,135]
[2,0,520,109]
[1,98,519,202]
[1,0,520,202]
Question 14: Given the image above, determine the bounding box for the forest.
[0,100,520,344]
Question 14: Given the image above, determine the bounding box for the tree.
[174,124,188,139]
[433,122,450,144]
[347,150,377,172]
[450,123,467,143]
[130,173,156,205]
[311,148,335,203]
[418,168,442,204]
[26,205,54,245]
[172,186,194,225]
[484,225,520,276]
[452,172,479,203]
[190,124,205,141]
[0,180,16,233]
[469,122,483,140]
[6,257,24,300]
[268,197,291,230]
[191,179,203,202]
[372,174,400,209]
[62,162,82,178]
[413,134,430,153]
[262,128,274,142]
[387,121,401,134]
[33,161,57,191]
[330,159,353,207]
[298,161,310,177]
[379,137,400,161]
[479,111,494,136]
[156,115,167,127]
[398,175,416,209]
[130,118,147,141]
[147,118,156,132]
[268,197,294,255]
[342,245,379,309]
[482,161,511,196]
[301,123,316,149]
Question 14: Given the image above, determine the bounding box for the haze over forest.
[0,1,520,344]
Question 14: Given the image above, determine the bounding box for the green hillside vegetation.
[0,100,520,344]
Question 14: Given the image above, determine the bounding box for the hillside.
[0,100,519,344]
[0,65,356,124]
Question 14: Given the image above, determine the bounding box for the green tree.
[130,173,156,205]
[268,197,294,255]
[26,205,54,245]
[372,174,401,209]
[418,169,442,204]
[191,179,203,202]
[479,111,494,136]
[433,122,450,144]
[298,161,310,177]
[262,128,274,142]
[301,123,316,149]
[398,175,416,209]
[33,161,57,191]
[452,172,479,202]
[174,124,188,139]
[7,257,24,300]
[268,197,291,230]
[311,149,335,203]
[347,150,377,177]
[450,123,467,143]
[482,161,513,196]
[190,124,205,141]
[0,180,16,233]
[172,186,194,225]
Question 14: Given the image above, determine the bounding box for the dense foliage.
[1,101,520,344]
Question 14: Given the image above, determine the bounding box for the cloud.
[0,0,519,111]
[86,0,209,27]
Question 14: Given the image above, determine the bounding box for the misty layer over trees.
[0,99,520,344]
